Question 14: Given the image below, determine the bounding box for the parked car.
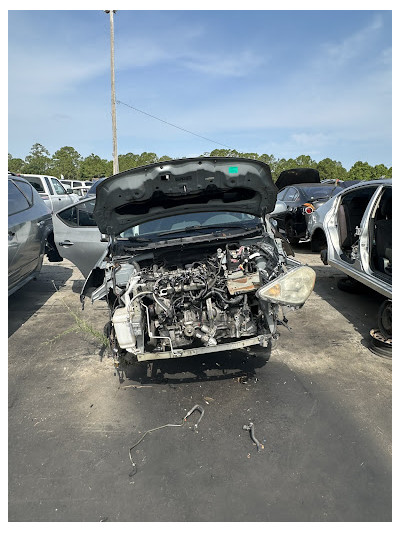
[8,175,62,296]
[271,181,346,246]
[20,174,79,213]
[307,181,376,252]
[320,179,392,343]
[53,157,316,369]
[69,186,90,197]
[84,177,106,197]
[60,179,90,189]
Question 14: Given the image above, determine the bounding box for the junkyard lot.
[8,245,391,522]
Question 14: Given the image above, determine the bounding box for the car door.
[8,179,41,287]
[323,183,391,297]
[50,177,75,211]
[53,198,107,277]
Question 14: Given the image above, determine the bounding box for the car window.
[51,178,67,195]
[277,189,287,201]
[8,180,30,215]
[73,181,81,188]
[301,185,339,200]
[285,187,299,202]
[25,176,45,193]
[57,200,97,227]
[120,211,260,238]
[14,179,33,204]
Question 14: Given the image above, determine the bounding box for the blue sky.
[8,8,392,170]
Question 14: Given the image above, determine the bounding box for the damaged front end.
[81,157,316,367]
[83,230,315,366]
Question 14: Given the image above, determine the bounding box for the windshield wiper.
[157,224,259,237]
[126,236,152,242]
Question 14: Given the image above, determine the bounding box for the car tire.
[377,300,392,339]
[285,220,300,245]
[310,230,327,252]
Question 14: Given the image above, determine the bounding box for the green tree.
[317,158,348,181]
[158,155,172,163]
[23,143,51,174]
[49,146,82,179]
[118,153,140,172]
[8,153,25,173]
[209,149,240,158]
[80,153,109,179]
[347,161,374,181]
[371,163,391,180]
[136,152,159,167]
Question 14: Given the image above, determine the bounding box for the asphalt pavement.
[8,244,392,521]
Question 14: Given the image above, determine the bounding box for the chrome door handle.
[59,240,74,246]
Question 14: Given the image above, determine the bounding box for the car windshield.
[120,211,261,239]
[301,185,341,200]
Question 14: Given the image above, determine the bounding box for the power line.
[116,99,235,150]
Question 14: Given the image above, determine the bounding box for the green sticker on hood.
[229,166,239,174]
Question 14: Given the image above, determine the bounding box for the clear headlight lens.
[257,266,316,306]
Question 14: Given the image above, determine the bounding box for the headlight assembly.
[257,266,316,306]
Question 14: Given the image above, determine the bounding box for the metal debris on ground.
[237,373,258,384]
[203,396,215,404]
[128,404,205,477]
[119,384,153,389]
[243,422,264,452]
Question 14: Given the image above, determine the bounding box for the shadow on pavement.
[311,265,386,343]
[121,347,271,385]
[8,265,73,338]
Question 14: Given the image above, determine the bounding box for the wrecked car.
[54,157,316,367]
[320,179,392,349]
[271,168,348,246]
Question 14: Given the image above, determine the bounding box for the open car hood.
[93,157,277,236]
[275,168,320,190]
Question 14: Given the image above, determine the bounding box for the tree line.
[8,143,392,183]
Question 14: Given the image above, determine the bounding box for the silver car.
[8,175,53,295]
[317,179,392,343]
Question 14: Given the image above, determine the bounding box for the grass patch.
[42,281,109,348]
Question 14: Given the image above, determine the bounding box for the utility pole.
[105,10,119,175]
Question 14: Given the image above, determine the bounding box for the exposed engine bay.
[101,237,290,363]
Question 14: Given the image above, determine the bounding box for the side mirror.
[67,188,73,194]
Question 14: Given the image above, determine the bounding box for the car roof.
[20,173,59,179]
[8,175,31,184]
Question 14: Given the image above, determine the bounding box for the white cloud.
[180,49,266,77]
[313,13,384,69]
[290,132,331,147]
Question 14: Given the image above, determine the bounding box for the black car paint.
[273,183,345,243]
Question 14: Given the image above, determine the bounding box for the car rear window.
[8,180,30,215]
[14,179,33,204]
[24,176,45,193]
